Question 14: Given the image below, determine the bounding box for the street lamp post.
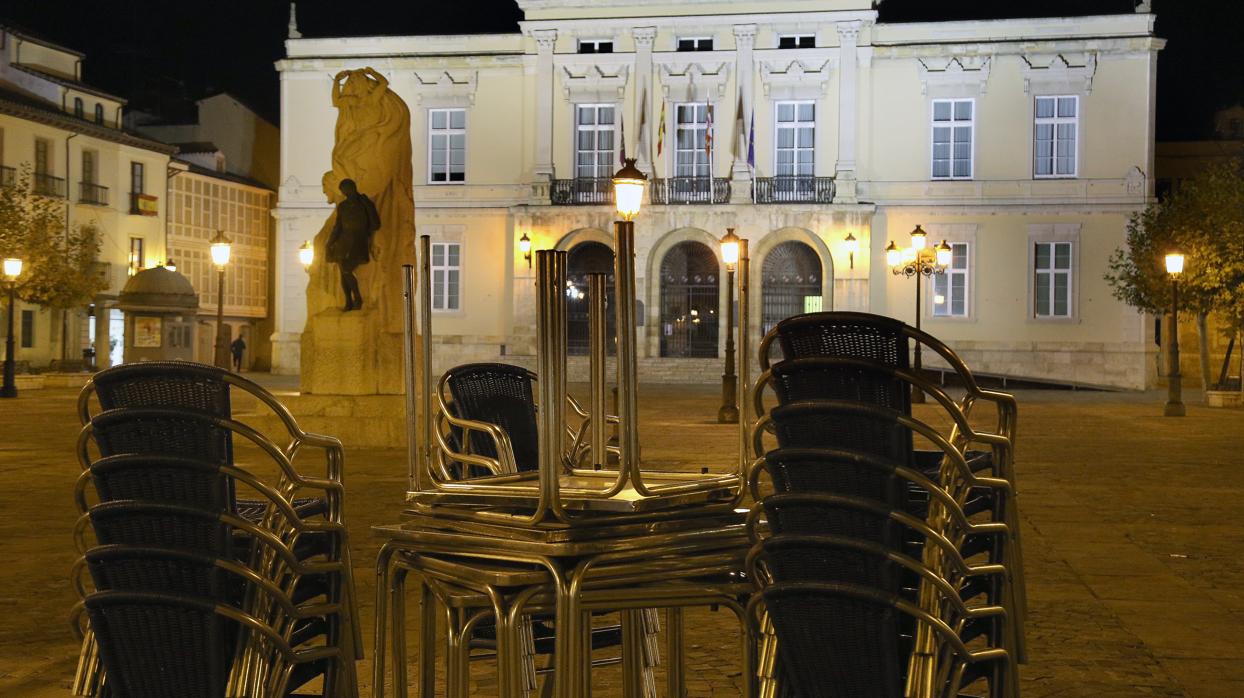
[1164,251,1186,417]
[611,158,647,469]
[2,257,23,399]
[210,231,233,369]
[718,228,740,423]
[886,225,951,404]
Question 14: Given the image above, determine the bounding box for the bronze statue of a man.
[326,178,379,311]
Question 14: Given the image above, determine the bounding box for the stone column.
[269,206,318,375]
[633,27,657,174]
[531,29,558,181]
[835,20,861,203]
[730,24,757,203]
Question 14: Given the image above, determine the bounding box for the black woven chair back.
[89,454,231,512]
[91,361,233,418]
[88,501,232,561]
[86,545,231,600]
[446,363,540,472]
[764,585,903,698]
[771,312,909,369]
[90,408,233,464]
[85,591,233,698]
[768,357,910,414]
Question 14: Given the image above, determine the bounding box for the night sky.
[0,0,1239,140]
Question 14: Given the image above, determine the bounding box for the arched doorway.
[567,241,615,356]
[761,241,822,334]
[659,241,719,357]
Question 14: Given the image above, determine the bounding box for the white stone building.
[274,0,1164,389]
[0,25,175,370]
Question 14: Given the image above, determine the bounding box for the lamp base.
[1163,401,1186,417]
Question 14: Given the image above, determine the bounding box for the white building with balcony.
[274,0,1163,389]
[0,25,175,370]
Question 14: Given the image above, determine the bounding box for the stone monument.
[301,67,418,397]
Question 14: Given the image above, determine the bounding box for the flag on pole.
[619,111,627,165]
[704,101,714,164]
[637,87,648,163]
[747,109,755,169]
[657,100,666,157]
[734,88,746,163]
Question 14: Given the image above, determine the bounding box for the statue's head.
[339,179,358,197]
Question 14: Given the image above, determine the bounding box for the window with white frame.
[575,104,616,179]
[677,37,713,51]
[431,242,461,311]
[931,99,973,179]
[777,34,815,49]
[1034,95,1078,178]
[577,39,613,54]
[932,242,970,317]
[428,109,466,183]
[775,102,815,177]
[674,103,711,177]
[1033,241,1073,317]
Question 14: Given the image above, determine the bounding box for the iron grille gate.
[761,241,823,335]
[567,242,616,356]
[660,241,720,358]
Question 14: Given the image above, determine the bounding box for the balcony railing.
[79,182,109,206]
[753,176,835,204]
[33,172,67,198]
[650,177,731,205]
[550,177,614,206]
[0,165,14,188]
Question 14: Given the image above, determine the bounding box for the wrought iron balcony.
[79,182,109,206]
[550,177,614,206]
[0,165,14,188]
[650,176,731,205]
[33,172,67,198]
[753,176,835,204]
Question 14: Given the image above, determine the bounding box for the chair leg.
[372,546,394,698]
[419,580,437,698]
[640,607,660,698]
[391,568,409,698]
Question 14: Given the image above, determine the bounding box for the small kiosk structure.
[115,267,199,363]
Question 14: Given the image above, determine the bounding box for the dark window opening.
[677,37,714,52]
[20,310,34,348]
[578,40,614,54]
[778,35,816,49]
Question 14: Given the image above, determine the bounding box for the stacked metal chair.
[70,361,361,697]
[745,312,1024,698]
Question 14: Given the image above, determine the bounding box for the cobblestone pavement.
[1,383,1242,696]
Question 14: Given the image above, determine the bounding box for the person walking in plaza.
[230,336,246,372]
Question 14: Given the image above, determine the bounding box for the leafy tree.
[0,164,109,359]
[1106,159,1244,389]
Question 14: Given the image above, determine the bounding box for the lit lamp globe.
[209,231,233,268]
[884,241,901,268]
[2,257,22,280]
[720,228,741,272]
[518,232,532,256]
[936,240,953,267]
[298,240,314,269]
[164,259,177,272]
[909,224,928,250]
[1165,251,1185,276]
[612,158,647,221]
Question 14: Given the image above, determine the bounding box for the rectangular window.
[129,237,145,275]
[778,35,816,49]
[575,104,616,179]
[677,37,713,52]
[431,242,461,311]
[94,103,105,124]
[932,242,970,317]
[130,161,144,194]
[577,39,613,54]
[775,101,815,177]
[20,310,34,348]
[1034,95,1078,178]
[428,109,466,183]
[35,138,51,175]
[931,99,973,179]
[82,150,96,184]
[74,97,84,118]
[674,103,711,177]
[1033,241,1073,318]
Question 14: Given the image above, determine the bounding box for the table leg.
[372,544,396,698]
[665,608,685,698]
[392,567,410,698]
[419,580,437,698]
[621,610,643,698]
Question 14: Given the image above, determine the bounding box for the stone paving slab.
[1,384,1242,695]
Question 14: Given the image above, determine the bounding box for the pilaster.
[730,24,757,203]
[531,29,558,182]
[835,20,861,203]
[633,27,657,173]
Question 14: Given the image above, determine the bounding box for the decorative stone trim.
[918,56,992,97]
[633,26,657,48]
[560,64,629,102]
[732,24,757,48]
[759,60,834,100]
[1022,53,1097,95]
[657,62,731,102]
[531,29,558,52]
[413,70,479,106]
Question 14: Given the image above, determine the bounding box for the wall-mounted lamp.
[519,232,532,268]
[298,240,314,270]
[844,232,859,269]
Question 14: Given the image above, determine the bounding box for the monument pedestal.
[301,309,406,395]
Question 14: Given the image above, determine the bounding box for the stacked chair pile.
[745,312,1026,698]
[69,362,362,697]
